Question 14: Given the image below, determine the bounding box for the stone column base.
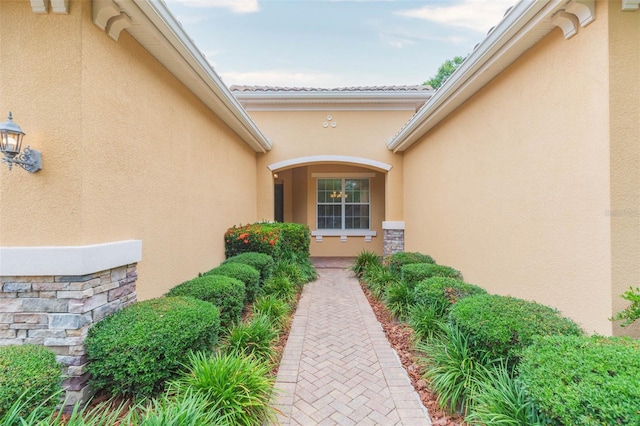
[382,221,405,257]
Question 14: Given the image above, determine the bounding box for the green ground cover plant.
[166,275,245,328]
[350,250,382,278]
[262,275,296,305]
[205,262,261,303]
[0,345,61,419]
[86,296,221,398]
[220,314,277,361]
[519,335,640,425]
[362,263,398,300]
[386,252,435,278]
[449,294,583,366]
[252,294,291,328]
[384,281,414,320]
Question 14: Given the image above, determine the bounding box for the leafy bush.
[224,252,275,284]
[221,314,277,360]
[224,222,310,261]
[0,345,61,419]
[408,304,445,342]
[384,281,414,320]
[401,263,463,287]
[418,324,490,415]
[206,262,261,303]
[519,335,640,426]
[386,252,435,278]
[449,294,583,366]
[362,263,397,300]
[413,277,486,318]
[170,351,277,426]
[262,275,296,305]
[252,295,291,328]
[166,275,245,328]
[611,286,640,327]
[86,297,221,398]
[130,391,222,425]
[465,362,541,426]
[351,250,382,278]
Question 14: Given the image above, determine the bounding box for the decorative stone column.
[0,240,142,408]
[382,221,405,257]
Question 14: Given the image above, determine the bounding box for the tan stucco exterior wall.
[608,3,640,337]
[0,1,258,299]
[403,2,614,335]
[249,109,413,256]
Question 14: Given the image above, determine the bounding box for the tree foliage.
[424,56,465,89]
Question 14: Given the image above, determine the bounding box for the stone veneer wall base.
[0,263,138,408]
[383,228,405,257]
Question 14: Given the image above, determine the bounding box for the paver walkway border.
[271,259,431,425]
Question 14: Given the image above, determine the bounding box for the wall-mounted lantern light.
[0,112,42,173]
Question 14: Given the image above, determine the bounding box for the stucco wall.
[0,1,258,299]
[403,2,614,335]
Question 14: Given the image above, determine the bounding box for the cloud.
[167,0,260,14]
[218,69,340,87]
[395,0,514,33]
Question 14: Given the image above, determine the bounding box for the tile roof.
[230,85,433,92]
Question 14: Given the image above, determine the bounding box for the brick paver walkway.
[271,258,431,425]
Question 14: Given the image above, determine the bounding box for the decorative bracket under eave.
[551,0,595,39]
[622,0,640,10]
[92,0,132,41]
[30,0,69,14]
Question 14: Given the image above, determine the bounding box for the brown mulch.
[359,282,466,426]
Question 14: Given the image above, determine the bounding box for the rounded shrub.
[166,275,245,328]
[413,277,487,317]
[0,345,61,418]
[386,252,435,278]
[206,262,260,303]
[401,263,463,287]
[519,335,640,426]
[449,294,583,365]
[86,296,221,398]
[224,252,275,285]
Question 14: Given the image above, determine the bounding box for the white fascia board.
[0,240,142,277]
[388,0,566,152]
[113,0,271,153]
[268,155,392,172]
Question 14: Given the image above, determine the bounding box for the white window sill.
[311,230,377,243]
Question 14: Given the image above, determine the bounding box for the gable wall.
[402,1,613,334]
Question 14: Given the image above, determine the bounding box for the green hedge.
[223,252,275,284]
[224,222,310,261]
[449,294,583,365]
[0,345,61,418]
[401,263,463,287]
[386,252,435,278]
[519,335,640,425]
[206,262,260,303]
[413,277,487,317]
[166,275,245,328]
[86,297,221,398]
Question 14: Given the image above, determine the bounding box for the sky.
[165,0,516,88]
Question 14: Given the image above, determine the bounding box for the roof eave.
[92,0,272,153]
[387,0,570,153]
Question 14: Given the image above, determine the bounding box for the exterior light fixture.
[0,112,42,173]
[330,191,348,199]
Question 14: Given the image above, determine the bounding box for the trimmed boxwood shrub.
[166,275,245,328]
[206,262,260,303]
[386,252,435,278]
[519,335,640,425]
[0,345,61,418]
[413,277,487,317]
[86,296,221,398]
[449,294,583,365]
[401,263,463,287]
[223,252,275,284]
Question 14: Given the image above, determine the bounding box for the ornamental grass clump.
[408,303,445,342]
[262,275,296,305]
[413,277,486,318]
[384,281,414,320]
[206,262,261,303]
[350,250,382,278]
[252,294,291,328]
[386,252,435,278]
[220,314,277,361]
[362,263,397,300]
[401,263,463,287]
[518,335,640,425]
[448,294,583,367]
[166,275,245,328]
[223,252,275,285]
[169,351,278,426]
[0,345,61,419]
[86,296,221,398]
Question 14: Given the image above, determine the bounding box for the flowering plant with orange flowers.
[224,222,310,260]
